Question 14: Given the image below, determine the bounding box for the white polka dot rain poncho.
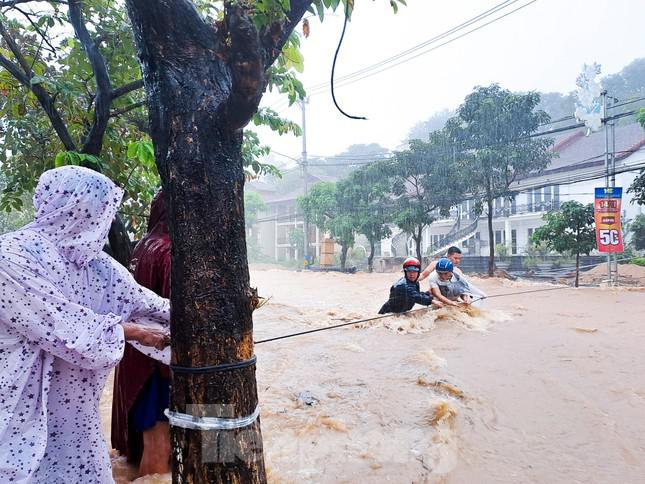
[0,166,170,483]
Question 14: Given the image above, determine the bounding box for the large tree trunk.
[487,195,495,277]
[414,226,423,264]
[125,2,312,482]
[340,243,349,270]
[575,252,580,288]
[367,239,375,273]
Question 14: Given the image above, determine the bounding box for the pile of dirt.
[469,269,517,280]
[578,262,645,286]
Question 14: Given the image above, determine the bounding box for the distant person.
[419,246,465,281]
[0,166,170,482]
[378,257,443,314]
[112,191,171,476]
[420,246,486,301]
[427,258,472,306]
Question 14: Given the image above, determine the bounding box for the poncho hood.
[26,165,124,267]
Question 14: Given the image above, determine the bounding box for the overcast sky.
[255,0,645,166]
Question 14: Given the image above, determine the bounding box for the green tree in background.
[298,181,355,270]
[0,0,299,257]
[0,173,32,234]
[446,84,552,276]
[627,110,645,205]
[386,134,465,262]
[531,201,596,287]
[337,164,393,272]
[630,213,645,251]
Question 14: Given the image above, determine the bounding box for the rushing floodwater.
[102,268,645,483]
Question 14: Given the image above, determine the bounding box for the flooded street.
[103,268,645,483]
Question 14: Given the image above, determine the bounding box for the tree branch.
[13,6,57,55]
[111,79,143,99]
[1,0,66,6]
[0,19,77,151]
[0,17,34,77]
[126,0,217,58]
[224,4,265,131]
[0,51,29,85]
[110,100,145,118]
[224,1,314,131]
[68,0,112,155]
[260,0,314,68]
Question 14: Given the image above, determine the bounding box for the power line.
[269,110,639,170]
[306,0,539,96]
[250,154,645,226]
[267,1,536,111]
[267,1,528,112]
[307,0,522,91]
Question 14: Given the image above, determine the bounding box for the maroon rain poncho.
[111,192,171,461]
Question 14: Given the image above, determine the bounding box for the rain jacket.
[378,276,433,314]
[111,191,171,461]
[0,166,169,483]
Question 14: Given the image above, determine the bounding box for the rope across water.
[254,284,575,344]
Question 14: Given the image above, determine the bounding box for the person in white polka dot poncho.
[0,166,170,483]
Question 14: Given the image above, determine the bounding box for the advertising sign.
[594,187,624,253]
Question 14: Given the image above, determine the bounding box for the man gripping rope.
[378,258,444,314]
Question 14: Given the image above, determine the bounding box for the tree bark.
[125,1,312,482]
[414,226,423,264]
[368,239,375,273]
[340,243,348,270]
[575,252,580,288]
[487,195,495,277]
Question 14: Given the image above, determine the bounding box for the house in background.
[247,122,645,264]
[247,172,336,261]
[383,122,645,258]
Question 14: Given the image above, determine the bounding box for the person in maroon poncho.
[111,191,171,476]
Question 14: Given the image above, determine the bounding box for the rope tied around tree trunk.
[170,355,257,374]
[165,405,261,431]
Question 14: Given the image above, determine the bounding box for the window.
[544,186,552,207]
[553,185,560,209]
[511,229,517,255]
[527,190,533,211]
[495,230,504,245]
[528,227,534,242]
[511,197,517,215]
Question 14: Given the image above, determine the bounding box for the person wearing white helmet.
[378,257,443,314]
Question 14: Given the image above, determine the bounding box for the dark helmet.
[402,257,421,272]
[436,258,454,273]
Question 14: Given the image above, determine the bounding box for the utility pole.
[602,90,618,286]
[300,97,309,261]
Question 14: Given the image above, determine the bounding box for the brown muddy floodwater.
[101,268,645,483]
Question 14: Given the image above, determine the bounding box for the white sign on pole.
[574,63,603,134]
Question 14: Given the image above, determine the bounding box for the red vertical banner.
[594,187,624,253]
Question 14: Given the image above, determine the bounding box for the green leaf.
[54,151,67,168]
[127,142,138,159]
[30,75,47,86]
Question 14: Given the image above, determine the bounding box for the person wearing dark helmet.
[378,257,444,314]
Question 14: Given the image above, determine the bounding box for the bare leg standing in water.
[140,422,171,475]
